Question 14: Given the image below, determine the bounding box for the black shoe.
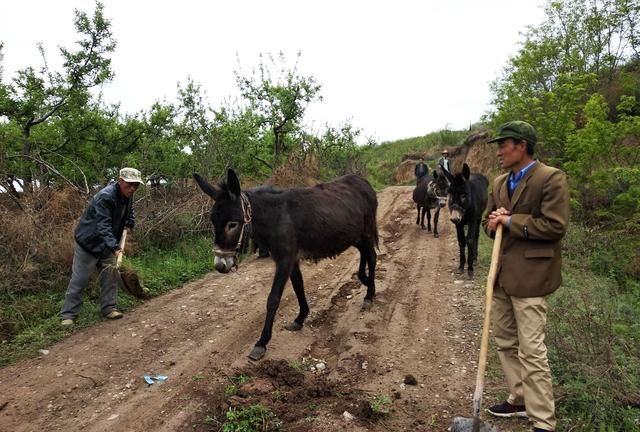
[533,428,554,432]
[485,401,527,418]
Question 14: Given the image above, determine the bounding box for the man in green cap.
[60,167,144,326]
[482,121,569,432]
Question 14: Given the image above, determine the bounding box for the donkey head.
[193,169,248,273]
[430,171,449,208]
[444,163,472,224]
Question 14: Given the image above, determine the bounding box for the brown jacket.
[483,162,570,297]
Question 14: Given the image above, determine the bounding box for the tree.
[235,52,322,165]
[0,1,116,191]
[488,0,640,161]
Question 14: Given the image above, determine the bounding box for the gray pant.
[60,242,118,319]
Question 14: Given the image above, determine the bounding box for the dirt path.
[0,186,518,432]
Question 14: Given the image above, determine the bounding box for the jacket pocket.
[524,248,554,258]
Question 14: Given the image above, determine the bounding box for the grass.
[221,404,277,432]
[370,393,392,415]
[0,234,213,367]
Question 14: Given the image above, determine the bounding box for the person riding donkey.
[438,149,451,174]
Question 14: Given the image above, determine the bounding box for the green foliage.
[369,394,392,415]
[235,52,322,165]
[564,93,640,225]
[548,256,640,430]
[221,404,277,432]
[488,0,640,163]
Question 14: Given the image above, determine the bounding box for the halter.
[428,180,448,202]
[213,192,252,270]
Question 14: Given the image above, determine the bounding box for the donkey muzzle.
[450,209,463,224]
[214,250,237,273]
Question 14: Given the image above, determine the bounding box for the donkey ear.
[462,163,471,180]
[227,169,241,202]
[193,173,223,200]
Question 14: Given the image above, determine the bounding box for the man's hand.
[487,207,511,231]
[113,247,122,257]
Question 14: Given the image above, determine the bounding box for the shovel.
[451,224,503,432]
[115,230,147,299]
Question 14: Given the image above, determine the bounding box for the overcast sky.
[1,0,547,143]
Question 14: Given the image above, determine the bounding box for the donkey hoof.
[467,271,475,279]
[433,233,439,238]
[248,346,267,361]
[361,299,374,310]
[285,321,303,331]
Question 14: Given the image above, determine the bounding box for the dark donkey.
[194,169,379,361]
[412,171,449,237]
[443,163,488,276]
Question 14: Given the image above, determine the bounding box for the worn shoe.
[486,401,528,418]
[104,310,123,320]
[61,319,74,326]
[533,429,554,432]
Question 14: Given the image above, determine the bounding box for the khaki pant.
[492,284,556,431]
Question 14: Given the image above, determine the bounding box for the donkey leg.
[416,205,421,225]
[426,208,432,232]
[420,207,426,229]
[433,207,440,238]
[455,224,466,273]
[361,243,377,309]
[466,220,481,277]
[285,262,309,332]
[250,260,293,361]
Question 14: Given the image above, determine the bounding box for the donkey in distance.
[412,170,449,237]
[194,169,379,361]
[443,163,488,276]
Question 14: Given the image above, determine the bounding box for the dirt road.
[0,186,518,432]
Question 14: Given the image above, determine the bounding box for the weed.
[221,404,277,432]
[271,389,285,402]
[224,384,238,397]
[288,358,306,371]
[192,373,204,382]
[231,374,250,385]
[370,394,392,415]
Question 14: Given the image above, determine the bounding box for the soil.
[0,186,530,432]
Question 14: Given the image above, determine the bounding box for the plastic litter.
[143,375,168,385]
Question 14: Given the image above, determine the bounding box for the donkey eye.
[227,221,239,230]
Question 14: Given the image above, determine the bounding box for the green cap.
[487,121,537,145]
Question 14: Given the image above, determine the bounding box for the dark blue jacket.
[415,163,428,178]
[74,182,135,257]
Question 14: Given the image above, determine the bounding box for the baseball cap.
[119,167,144,184]
[487,121,537,145]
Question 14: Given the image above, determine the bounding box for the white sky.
[1,0,547,144]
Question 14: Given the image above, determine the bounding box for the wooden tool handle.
[472,224,503,418]
[116,229,127,269]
